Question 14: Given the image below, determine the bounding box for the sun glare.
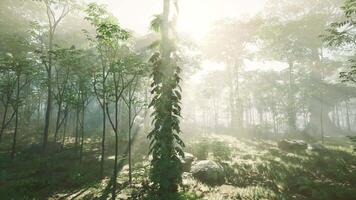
[177,0,266,41]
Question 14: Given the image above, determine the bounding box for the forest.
[1,0,356,199]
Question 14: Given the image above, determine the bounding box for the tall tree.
[84,3,117,178]
[148,0,185,196]
[203,19,260,131]
[39,0,73,150]
[10,55,33,158]
[122,54,148,184]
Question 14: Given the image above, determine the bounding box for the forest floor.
[1,134,356,200]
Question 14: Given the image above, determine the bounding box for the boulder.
[181,152,196,172]
[277,140,308,152]
[191,160,225,185]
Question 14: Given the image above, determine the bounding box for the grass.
[1,134,356,199]
[185,135,356,200]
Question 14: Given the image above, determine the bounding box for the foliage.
[147,0,185,196]
[185,136,356,200]
[211,141,232,161]
[347,136,356,151]
[323,0,356,83]
[191,139,209,160]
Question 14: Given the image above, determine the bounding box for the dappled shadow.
[0,144,104,199]
[0,125,145,200]
[222,138,356,200]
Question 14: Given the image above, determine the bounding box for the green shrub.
[192,139,210,160]
[347,136,356,151]
[211,141,232,161]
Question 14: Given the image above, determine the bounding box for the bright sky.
[90,0,282,82]
[92,0,267,40]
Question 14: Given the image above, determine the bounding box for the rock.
[191,160,225,185]
[308,143,327,151]
[181,152,196,172]
[277,139,308,152]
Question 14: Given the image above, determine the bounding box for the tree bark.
[128,101,132,184]
[79,98,85,163]
[287,61,296,133]
[346,100,351,132]
[11,74,20,159]
[54,100,62,142]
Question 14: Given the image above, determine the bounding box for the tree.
[261,0,344,136]
[84,3,118,178]
[324,0,356,83]
[121,54,148,184]
[52,46,78,142]
[87,13,131,198]
[203,19,260,131]
[0,58,16,144]
[39,0,74,150]
[73,53,92,162]
[147,0,185,196]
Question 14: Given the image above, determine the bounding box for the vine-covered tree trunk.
[148,0,184,196]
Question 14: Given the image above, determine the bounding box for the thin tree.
[40,0,72,150]
[0,59,16,144]
[122,60,147,184]
[84,3,116,178]
[10,57,32,159]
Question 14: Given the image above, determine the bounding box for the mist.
[1,0,356,199]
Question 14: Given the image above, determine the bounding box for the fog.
[1,0,356,199]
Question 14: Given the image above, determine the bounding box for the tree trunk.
[346,100,351,132]
[80,99,85,163]
[320,98,324,144]
[100,68,107,178]
[37,98,41,129]
[54,100,62,142]
[0,104,9,144]
[128,102,132,185]
[100,98,106,178]
[335,104,341,129]
[75,98,80,148]
[11,75,20,159]
[61,112,68,149]
[43,31,54,151]
[112,74,119,200]
[287,61,296,133]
